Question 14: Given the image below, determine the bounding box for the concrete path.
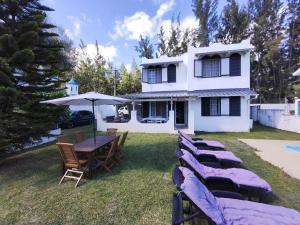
[239,139,300,180]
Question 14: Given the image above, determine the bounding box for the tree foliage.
[0,0,70,151]
[135,35,154,59]
[215,0,250,44]
[69,42,141,96]
[191,0,219,46]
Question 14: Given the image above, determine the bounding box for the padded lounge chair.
[172,167,300,225]
[177,149,272,200]
[178,130,224,150]
[179,137,242,166]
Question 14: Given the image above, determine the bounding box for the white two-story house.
[97,40,256,133]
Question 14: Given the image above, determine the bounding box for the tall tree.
[285,0,300,75]
[0,0,69,151]
[167,16,182,56]
[216,0,250,44]
[130,58,142,93]
[118,64,132,95]
[191,0,219,46]
[135,35,154,59]
[157,26,168,57]
[71,41,111,94]
[249,0,286,102]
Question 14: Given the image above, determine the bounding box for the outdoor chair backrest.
[105,135,120,164]
[119,131,128,149]
[107,128,118,136]
[57,142,81,170]
[57,134,72,143]
[178,130,192,142]
[75,132,85,143]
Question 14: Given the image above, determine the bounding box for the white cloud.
[65,16,83,39]
[77,44,117,63]
[111,0,175,40]
[181,16,198,31]
[64,14,102,40]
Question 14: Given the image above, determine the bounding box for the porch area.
[96,97,191,133]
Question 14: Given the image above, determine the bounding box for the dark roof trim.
[120,88,257,99]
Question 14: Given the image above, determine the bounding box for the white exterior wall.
[192,96,251,132]
[257,109,300,133]
[97,110,176,133]
[142,57,188,92]
[186,50,251,91]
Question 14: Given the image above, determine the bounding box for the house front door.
[175,101,187,127]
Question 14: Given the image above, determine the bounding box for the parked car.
[58,110,94,128]
[118,106,128,115]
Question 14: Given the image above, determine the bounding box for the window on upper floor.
[167,64,176,83]
[142,66,162,84]
[230,53,241,76]
[202,55,221,78]
[201,96,241,116]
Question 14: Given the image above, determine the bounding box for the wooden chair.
[56,142,89,187]
[75,132,85,143]
[106,128,118,136]
[115,131,128,162]
[96,135,120,174]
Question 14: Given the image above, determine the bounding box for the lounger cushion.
[179,167,226,225]
[181,149,272,192]
[179,130,225,149]
[218,197,300,225]
[180,167,300,225]
[181,138,242,163]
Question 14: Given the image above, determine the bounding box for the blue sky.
[43,0,247,70]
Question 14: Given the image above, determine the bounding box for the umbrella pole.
[92,100,96,145]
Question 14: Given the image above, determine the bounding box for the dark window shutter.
[167,64,176,82]
[230,53,241,76]
[229,97,241,116]
[201,97,210,116]
[142,68,148,82]
[142,102,149,117]
[156,67,162,83]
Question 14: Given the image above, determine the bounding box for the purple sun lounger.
[178,130,225,150]
[179,137,242,166]
[172,167,300,225]
[177,149,272,200]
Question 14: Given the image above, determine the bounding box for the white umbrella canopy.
[41,91,129,106]
[41,92,130,144]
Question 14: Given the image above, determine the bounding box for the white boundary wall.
[97,110,176,133]
[255,109,300,133]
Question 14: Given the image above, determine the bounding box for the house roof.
[190,39,253,56]
[68,79,78,85]
[120,88,257,99]
[141,55,185,66]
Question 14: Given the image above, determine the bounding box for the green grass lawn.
[0,124,300,225]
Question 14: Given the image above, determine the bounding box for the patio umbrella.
[41,92,129,144]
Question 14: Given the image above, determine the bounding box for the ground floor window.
[202,96,241,116]
[142,101,168,118]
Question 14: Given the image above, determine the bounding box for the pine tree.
[191,0,219,46]
[249,0,286,102]
[167,17,182,57]
[135,35,154,59]
[157,26,168,57]
[216,0,250,44]
[118,64,132,95]
[130,58,142,93]
[180,29,190,54]
[0,0,69,151]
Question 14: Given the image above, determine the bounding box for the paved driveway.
[240,139,300,180]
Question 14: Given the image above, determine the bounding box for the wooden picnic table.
[74,135,115,153]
